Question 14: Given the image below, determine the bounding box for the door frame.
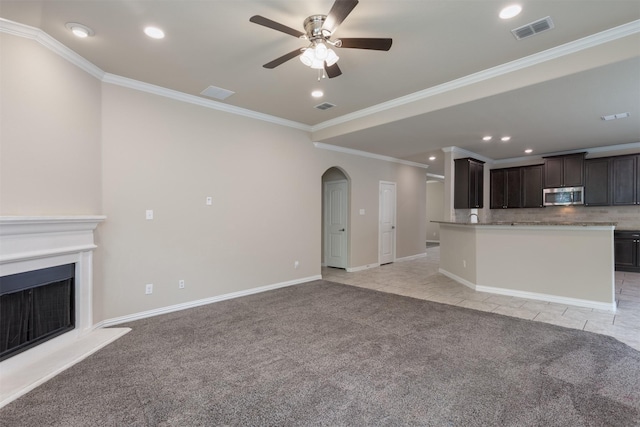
[379,181,397,265]
[323,179,349,269]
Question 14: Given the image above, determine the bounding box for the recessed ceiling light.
[525,149,533,154]
[144,26,165,39]
[65,22,94,38]
[482,136,492,141]
[501,136,511,142]
[500,4,522,19]
[429,156,436,161]
[311,90,323,98]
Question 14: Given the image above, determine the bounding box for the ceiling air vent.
[200,85,235,100]
[315,102,336,111]
[511,16,554,40]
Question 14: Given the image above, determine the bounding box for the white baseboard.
[346,253,427,272]
[438,268,476,290]
[439,268,616,312]
[347,263,380,272]
[476,285,617,312]
[100,275,322,327]
[396,252,427,262]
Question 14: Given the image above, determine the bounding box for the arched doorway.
[321,167,350,269]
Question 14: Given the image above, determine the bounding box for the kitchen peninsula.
[434,221,617,312]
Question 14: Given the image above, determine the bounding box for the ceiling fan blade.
[250,15,304,38]
[263,49,303,69]
[323,0,359,34]
[325,62,342,78]
[338,38,393,51]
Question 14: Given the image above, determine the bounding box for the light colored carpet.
[1,280,639,426]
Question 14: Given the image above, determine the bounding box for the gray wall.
[426,181,444,241]
[0,34,102,215]
[1,33,427,322]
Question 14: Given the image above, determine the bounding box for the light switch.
[146,210,154,220]
[206,197,212,206]
[359,209,365,215]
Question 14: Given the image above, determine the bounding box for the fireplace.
[0,216,130,408]
[0,264,76,361]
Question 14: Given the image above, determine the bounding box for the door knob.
[339,228,345,231]
[392,226,396,229]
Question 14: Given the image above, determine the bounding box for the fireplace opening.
[0,264,75,361]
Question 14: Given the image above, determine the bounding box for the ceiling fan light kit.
[300,42,339,69]
[250,0,392,79]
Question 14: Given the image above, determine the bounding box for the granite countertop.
[432,221,618,227]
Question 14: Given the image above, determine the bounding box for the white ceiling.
[1,0,639,175]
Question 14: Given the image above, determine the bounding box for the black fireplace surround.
[0,264,75,361]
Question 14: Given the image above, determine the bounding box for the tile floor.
[322,246,640,351]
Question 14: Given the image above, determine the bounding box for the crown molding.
[0,18,105,80]
[442,147,494,164]
[0,18,311,132]
[480,142,640,166]
[314,143,429,169]
[4,16,638,145]
[101,74,311,132]
[583,141,640,156]
[311,19,640,133]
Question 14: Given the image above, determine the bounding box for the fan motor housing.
[303,15,328,40]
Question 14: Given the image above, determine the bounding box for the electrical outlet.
[294,261,299,269]
[463,260,467,268]
[145,283,153,294]
[179,280,185,289]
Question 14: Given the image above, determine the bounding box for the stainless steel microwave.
[543,186,584,206]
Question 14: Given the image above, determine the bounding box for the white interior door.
[379,181,396,265]
[324,180,348,268]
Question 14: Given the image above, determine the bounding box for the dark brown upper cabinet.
[584,157,611,206]
[543,153,585,188]
[490,164,543,209]
[611,154,640,205]
[521,164,544,208]
[490,168,521,209]
[454,158,484,209]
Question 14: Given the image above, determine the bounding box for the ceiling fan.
[249,0,392,78]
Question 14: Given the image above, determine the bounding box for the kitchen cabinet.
[490,164,543,209]
[490,168,521,209]
[522,164,544,208]
[611,154,640,205]
[584,157,611,206]
[544,153,585,188]
[454,157,484,209]
[615,231,640,272]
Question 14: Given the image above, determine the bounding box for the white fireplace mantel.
[0,215,105,262]
[0,215,130,408]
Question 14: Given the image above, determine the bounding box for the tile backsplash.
[488,205,640,230]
